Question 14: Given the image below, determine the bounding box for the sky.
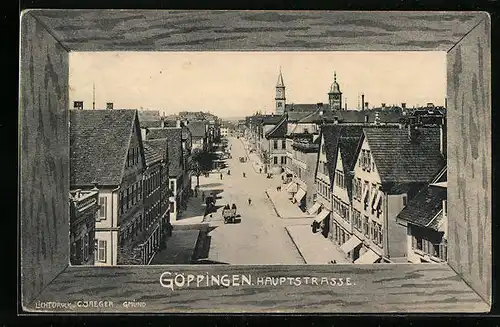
[69,51,446,118]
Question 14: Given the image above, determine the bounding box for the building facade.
[70,109,146,266]
[69,188,100,265]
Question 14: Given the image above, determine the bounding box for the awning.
[294,188,306,203]
[354,248,380,264]
[307,202,322,215]
[314,209,331,223]
[372,190,382,210]
[286,182,298,193]
[340,236,362,254]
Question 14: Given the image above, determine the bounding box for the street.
[194,136,305,265]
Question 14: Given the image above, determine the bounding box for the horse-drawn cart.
[222,204,237,224]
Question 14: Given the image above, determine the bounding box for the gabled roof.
[140,120,163,128]
[265,115,287,139]
[186,121,207,138]
[70,109,144,186]
[396,167,447,230]
[142,141,164,167]
[323,125,364,186]
[360,127,445,183]
[261,115,283,125]
[286,111,312,123]
[145,128,183,177]
[338,136,362,198]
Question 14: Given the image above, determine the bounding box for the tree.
[190,149,218,186]
[261,149,271,174]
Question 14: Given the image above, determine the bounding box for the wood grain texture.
[28,10,485,51]
[20,12,69,306]
[446,14,491,305]
[25,264,488,313]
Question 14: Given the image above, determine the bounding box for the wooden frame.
[19,10,491,313]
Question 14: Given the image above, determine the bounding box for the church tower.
[328,72,342,110]
[275,68,286,115]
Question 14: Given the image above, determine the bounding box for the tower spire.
[277,67,284,87]
[334,71,336,83]
[92,82,96,110]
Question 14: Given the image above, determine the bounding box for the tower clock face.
[333,94,340,100]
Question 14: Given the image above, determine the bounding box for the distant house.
[69,188,100,265]
[396,166,448,263]
[287,134,320,212]
[186,121,208,151]
[264,115,288,173]
[145,127,190,222]
[70,109,146,266]
[119,139,170,265]
[347,126,445,264]
[310,125,364,243]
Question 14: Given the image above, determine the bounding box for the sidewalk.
[266,188,314,219]
[150,228,201,264]
[239,138,262,174]
[285,225,350,264]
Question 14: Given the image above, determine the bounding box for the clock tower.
[275,68,286,115]
[328,72,342,110]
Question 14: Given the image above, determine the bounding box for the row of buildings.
[245,70,447,264]
[69,104,220,266]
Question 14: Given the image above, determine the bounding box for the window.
[363,216,369,237]
[136,182,140,202]
[377,223,383,247]
[281,156,286,164]
[273,140,278,149]
[96,239,107,263]
[277,102,282,107]
[170,181,175,193]
[82,233,89,262]
[282,140,286,150]
[99,197,106,219]
[119,191,124,215]
[274,156,278,165]
[403,195,408,207]
[443,200,447,217]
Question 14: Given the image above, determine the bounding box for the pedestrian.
[248,198,252,205]
[243,172,246,178]
[202,192,205,200]
[220,173,223,180]
[259,167,262,174]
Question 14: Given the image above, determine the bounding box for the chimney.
[361,94,365,110]
[106,102,113,110]
[401,102,406,109]
[344,102,347,110]
[333,116,339,124]
[73,101,84,110]
[176,119,181,128]
[374,112,380,125]
[91,180,99,191]
[364,114,369,124]
[444,97,447,108]
[381,103,386,108]
[140,127,148,140]
[407,124,420,143]
[364,102,369,109]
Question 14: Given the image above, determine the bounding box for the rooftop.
[70,109,142,186]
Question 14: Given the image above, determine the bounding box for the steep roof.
[139,120,163,128]
[145,127,183,177]
[362,127,445,183]
[396,167,447,230]
[286,111,312,122]
[142,141,163,167]
[70,109,143,186]
[338,136,362,198]
[265,115,288,139]
[319,124,365,187]
[261,115,283,125]
[186,121,207,138]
